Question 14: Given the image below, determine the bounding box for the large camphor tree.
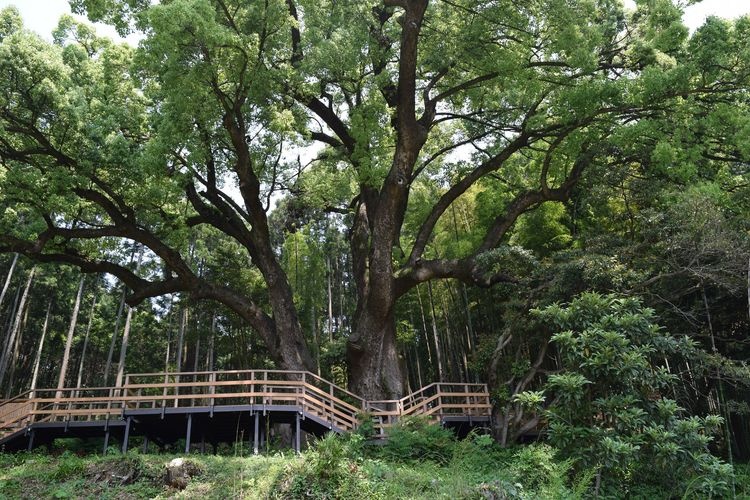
[0,0,748,398]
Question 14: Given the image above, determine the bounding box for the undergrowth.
[1,421,747,499]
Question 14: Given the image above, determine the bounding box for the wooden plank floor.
[0,370,491,452]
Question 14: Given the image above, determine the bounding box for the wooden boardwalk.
[0,370,491,453]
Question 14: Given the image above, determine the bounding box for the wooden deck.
[0,370,491,453]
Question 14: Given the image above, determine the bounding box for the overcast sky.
[1,0,750,44]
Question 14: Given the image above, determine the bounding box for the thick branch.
[397,143,603,294]
[407,133,529,264]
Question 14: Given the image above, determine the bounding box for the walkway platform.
[0,370,491,453]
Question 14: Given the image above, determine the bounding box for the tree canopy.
[1,0,749,399]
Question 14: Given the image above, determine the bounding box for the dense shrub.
[379,416,456,464]
[527,292,734,497]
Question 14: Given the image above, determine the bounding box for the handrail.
[0,390,32,409]
[126,369,366,407]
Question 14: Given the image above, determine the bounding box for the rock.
[165,457,202,490]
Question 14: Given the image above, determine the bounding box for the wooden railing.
[1,370,490,441]
[366,382,492,436]
[0,391,34,439]
[122,370,366,432]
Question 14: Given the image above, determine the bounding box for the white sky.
[0,0,749,44]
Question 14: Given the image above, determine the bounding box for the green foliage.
[379,416,456,465]
[532,292,734,497]
[2,439,737,499]
[510,202,572,257]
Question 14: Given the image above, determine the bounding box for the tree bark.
[327,257,334,343]
[0,266,35,393]
[6,297,31,395]
[113,249,144,390]
[113,303,134,390]
[56,276,85,398]
[427,281,445,382]
[75,292,98,392]
[0,253,18,315]
[0,285,21,368]
[347,315,404,400]
[207,314,215,371]
[103,287,126,386]
[30,302,52,398]
[174,304,188,406]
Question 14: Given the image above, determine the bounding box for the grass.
[1,432,748,499]
[0,451,289,499]
[0,433,590,499]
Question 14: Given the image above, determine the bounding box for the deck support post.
[121,417,131,453]
[103,429,110,453]
[253,413,259,455]
[185,413,192,454]
[261,418,266,452]
[294,413,301,454]
[26,429,35,451]
[142,436,149,453]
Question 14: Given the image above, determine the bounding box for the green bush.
[52,452,87,481]
[379,416,456,465]
[268,433,382,499]
[529,292,734,497]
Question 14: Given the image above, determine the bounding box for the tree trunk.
[113,248,144,390]
[0,266,35,393]
[415,284,434,369]
[192,337,200,372]
[427,281,445,382]
[327,257,334,343]
[176,305,187,373]
[103,247,140,386]
[347,312,404,400]
[0,284,21,367]
[75,292,98,392]
[6,297,31,395]
[0,253,18,315]
[113,304,135,390]
[103,287,126,386]
[174,304,187,406]
[30,302,52,398]
[56,276,85,398]
[207,314,215,371]
[312,305,320,376]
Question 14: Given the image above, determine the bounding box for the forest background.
[0,0,750,496]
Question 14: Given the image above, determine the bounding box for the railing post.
[263,371,268,407]
[209,371,216,407]
[250,371,255,406]
[162,371,169,409]
[106,387,112,416]
[174,371,180,408]
[437,385,443,420]
[30,398,37,425]
[465,384,471,416]
[329,384,334,428]
[301,373,306,413]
